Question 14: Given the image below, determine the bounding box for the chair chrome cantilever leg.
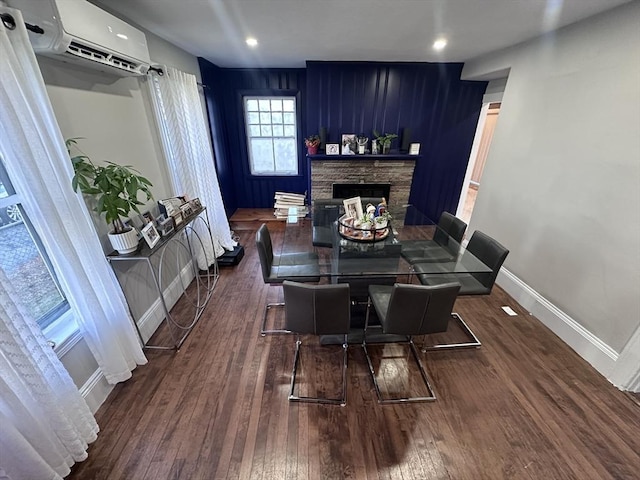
[288,334,348,406]
[362,299,436,404]
[261,301,291,336]
[420,313,481,351]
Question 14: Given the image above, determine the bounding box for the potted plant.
[305,134,321,155]
[68,139,153,254]
[373,131,398,154]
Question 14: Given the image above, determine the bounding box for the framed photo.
[159,197,183,216]
[190,197,202,209]
[172,211,184,227]
[343,196,363,220]
[180,203,194,218]
[158,216,175,237]
[326,143,340,155]
[341,134,356,155]
[141,222,160,248]
[409,143,421,155]
[141,210,154,224]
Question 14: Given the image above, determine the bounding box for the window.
[0,159,69,330]
[244,96,298,175]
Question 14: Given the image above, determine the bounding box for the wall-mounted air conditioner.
[11,0,151,76]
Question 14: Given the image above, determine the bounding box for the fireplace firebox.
[332,183,391,201]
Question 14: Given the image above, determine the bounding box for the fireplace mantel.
[309,155,418,222]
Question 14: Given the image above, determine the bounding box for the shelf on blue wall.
[307,154,420,160]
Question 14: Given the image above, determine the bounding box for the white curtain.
[0,265,99,479]
[148,66,235,266]
[0,7,146,384]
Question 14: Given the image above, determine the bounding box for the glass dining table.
[276,203,491,281]
[274,202,491,344]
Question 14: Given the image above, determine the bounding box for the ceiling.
[97,0,631,69]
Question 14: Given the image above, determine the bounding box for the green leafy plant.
[67,138,153,234]
[373,130,398,149]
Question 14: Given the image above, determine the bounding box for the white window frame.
[243,95,299,176]
[0,159,76,353]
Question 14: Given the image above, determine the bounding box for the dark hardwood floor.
[68,224,640,479]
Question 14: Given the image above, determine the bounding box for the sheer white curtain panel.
[0,7,146,384]
[0,265,99,479]
[148,66,235,268]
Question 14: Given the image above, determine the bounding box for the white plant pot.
[108,227,139,254]
[375,218,388,228]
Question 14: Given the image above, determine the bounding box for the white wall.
[462,3,640,382]
[33,23,207,408]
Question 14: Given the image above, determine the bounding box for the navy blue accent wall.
[199,58,307,211]
[306,61,487,221]
[199,58,486,219]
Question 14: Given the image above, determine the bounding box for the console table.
[107,207,219,350]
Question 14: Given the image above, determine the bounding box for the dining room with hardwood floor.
[64,222,640,480]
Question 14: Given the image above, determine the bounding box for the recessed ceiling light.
[433,39,447,51]
[246,37,258,47]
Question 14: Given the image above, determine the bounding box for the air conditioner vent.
[67,41,139,73]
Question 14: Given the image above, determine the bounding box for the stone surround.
[309,156,417,222]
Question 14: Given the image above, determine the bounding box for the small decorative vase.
[382,143,390,155]
[108,227,140,254]
[307,145,318,155]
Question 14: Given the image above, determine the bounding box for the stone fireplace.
[309,156,417,222]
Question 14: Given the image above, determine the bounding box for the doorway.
[457,102,501,224]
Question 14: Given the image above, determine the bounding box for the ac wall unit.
[11,0,151,76]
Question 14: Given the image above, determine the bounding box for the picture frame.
[141,210,154,224]
[141,221,161,248]
[190,197,202,210]
[172,211,184,227]
[343,196,363,220]
[409,143,421,155]
[341,134,356,155]
[158,216,175,237]
[326,143,340,155]
[180,203,194,218]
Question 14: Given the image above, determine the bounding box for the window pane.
[0,206,65,326]
[273,139,297,172]
[283,99,295,112]
[258,99,271,111]
[260,112,271,124]
[271,112,283,124]
[249,125,261,137]
[270,99,282,111]
[283,112,295,124]
[272,125,283,137]
[250,138,275,173]
[260,125,272,137]
[247,112,260,124]
[284,125,296,137]
[246,99,258,111]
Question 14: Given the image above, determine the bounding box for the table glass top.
[276,202,491,278]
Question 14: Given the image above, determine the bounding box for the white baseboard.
[496,268,619,377]
[79,262,196,412]
[137,262,195,343]
[79,369,113,414]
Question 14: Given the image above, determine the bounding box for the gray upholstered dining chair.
[283,281,351,406]
[311,199,342,248]
[256,224,321,335]
[362,282,461,403]
[401,211,467,265]
[413,230,509,350]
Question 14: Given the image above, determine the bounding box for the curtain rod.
[147,65,208,89]
[0,12,44,34]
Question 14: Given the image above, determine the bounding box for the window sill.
[42,309,81,358]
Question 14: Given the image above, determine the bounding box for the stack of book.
[273,191,308,219]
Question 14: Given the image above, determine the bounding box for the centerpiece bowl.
[337,214,390,242]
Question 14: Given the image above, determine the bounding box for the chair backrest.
[434,212,467,246]
[312,199,342,227]
[466,230,509,292]
[256,224,274,283]
[283,281,351,335]
[383,283,461,336]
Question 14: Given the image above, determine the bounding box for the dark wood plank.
[67,224,640,480]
